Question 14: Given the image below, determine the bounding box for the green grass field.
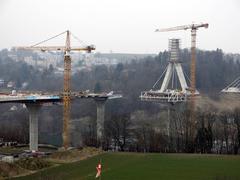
[13,153,240,180]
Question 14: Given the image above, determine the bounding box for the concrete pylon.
[26,103,41,151]
[95,98,107,145]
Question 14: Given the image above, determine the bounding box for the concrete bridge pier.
[95,98,107,146]
[26,103,41,151]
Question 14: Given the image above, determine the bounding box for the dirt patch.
[15,158,51,170]
[0,161,28,179]
[48,147,103,163]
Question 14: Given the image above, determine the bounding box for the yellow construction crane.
[14,30,95,149]
[156,23,208,151]
[156,23,208,96]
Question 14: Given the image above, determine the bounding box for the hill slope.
[13,153,240,180]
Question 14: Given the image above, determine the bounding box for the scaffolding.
[140,90,187,103]
[140,39,198,104]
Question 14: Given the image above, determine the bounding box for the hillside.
[13,152,240,180]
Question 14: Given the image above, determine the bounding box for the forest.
[0,48,240,154]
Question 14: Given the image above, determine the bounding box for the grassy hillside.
[13,153,240,180]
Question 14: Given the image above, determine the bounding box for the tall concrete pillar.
[95,99,106,144]
[26,103,41,151]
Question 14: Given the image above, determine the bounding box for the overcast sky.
[0,0,239,53]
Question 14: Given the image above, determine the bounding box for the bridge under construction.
[9,30,123,151]
[0,90,121,151]
[140,23,208,151]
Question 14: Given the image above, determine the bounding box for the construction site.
[1,0,240,178]
[0,23,240,180]
[0,22,239,154]
[0,30,123,161]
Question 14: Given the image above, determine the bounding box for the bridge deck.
[0,91,122,104]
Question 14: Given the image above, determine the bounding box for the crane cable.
[71,32,88,47]
[31,31,68,47]
[30,30,89,49]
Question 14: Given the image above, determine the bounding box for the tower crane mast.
[14,30,95,150]
[156,23,208,151]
